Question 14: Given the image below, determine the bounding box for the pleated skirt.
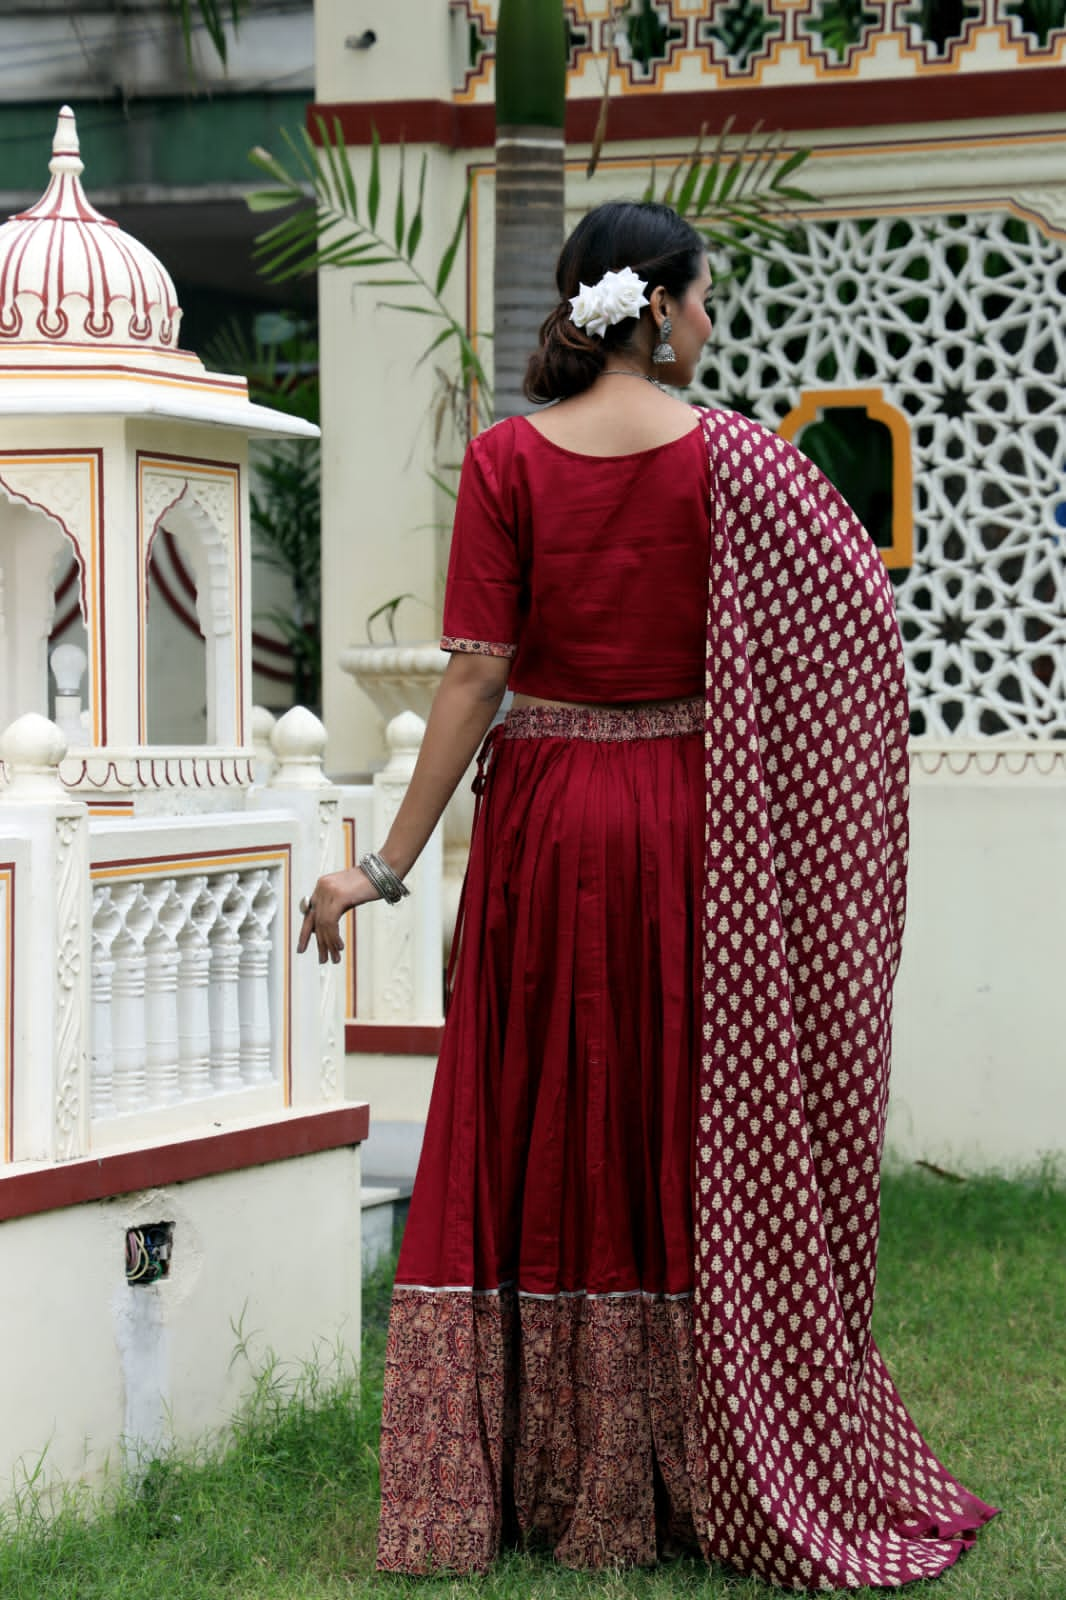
[377,698,708,1573]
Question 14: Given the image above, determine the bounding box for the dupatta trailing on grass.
[691,408,997,1589]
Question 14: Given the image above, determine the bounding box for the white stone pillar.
[0,713,91,1161]
[255,705,343,1105]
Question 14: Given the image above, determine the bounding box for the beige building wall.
[890,767,1066,1171]
[315,2,483,774]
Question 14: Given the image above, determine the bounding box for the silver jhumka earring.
[652,316,676,365]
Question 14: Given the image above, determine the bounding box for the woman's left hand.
[297,866,381,965]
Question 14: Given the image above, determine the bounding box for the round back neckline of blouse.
[514,413,702,462]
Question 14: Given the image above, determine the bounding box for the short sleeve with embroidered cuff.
[440,432,521,660]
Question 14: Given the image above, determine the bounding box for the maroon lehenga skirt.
[377,699,709,1571]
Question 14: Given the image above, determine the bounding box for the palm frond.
[246,119,491,417]
[166,0,247,69]
[646,119,816,263]
[202,315,320,425]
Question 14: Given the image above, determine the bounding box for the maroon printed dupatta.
[691,408,996,1588]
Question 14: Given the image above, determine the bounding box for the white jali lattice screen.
[694,210,1066,740]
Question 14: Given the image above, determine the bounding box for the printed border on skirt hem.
[376,1285,705,1574]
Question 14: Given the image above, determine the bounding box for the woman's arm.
[298,651,511,963]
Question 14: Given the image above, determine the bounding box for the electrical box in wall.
[125,1222,174,1285]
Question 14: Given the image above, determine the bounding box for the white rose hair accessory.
[568,266,650,339]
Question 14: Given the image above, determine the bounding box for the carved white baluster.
[110,884,153,1112]
[176,877,218,1100]
[144,878,183,1106]
[238,869,278,1085]
[90,886,121,1120]
[207,872,245,1092]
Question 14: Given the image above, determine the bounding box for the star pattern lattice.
[693,212,1066,740]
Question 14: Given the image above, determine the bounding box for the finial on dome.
[50,105,84,179]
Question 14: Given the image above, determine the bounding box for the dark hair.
[524,201,705,405]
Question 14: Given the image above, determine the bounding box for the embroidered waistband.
[503,696,702,742]
[392,1282,694,1301]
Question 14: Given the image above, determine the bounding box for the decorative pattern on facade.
[449,0,1066,97]
[58,752,256,796]
[694,210,1066,739]
[910,744,1066,775]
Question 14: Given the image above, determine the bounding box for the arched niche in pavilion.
[0,484,86,734]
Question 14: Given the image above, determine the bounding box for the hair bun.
[522,201,705,406]
[524,302,606,405]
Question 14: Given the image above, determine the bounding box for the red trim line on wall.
[0,1104,370,1222]
[310,69,1066,146]
[345,1022,445,1056]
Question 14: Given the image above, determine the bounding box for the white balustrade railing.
[0,708,350,1166]
[89,861,282,1122]
[0,700,445,1167]
[86,816,295,1136]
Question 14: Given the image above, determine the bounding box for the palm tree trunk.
[493,0,567,420]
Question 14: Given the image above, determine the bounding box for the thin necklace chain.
[601,369,666,391]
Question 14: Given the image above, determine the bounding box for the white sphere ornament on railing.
[0,712,69,800]
[269,705,328,788]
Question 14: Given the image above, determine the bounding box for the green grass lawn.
[1,1169,1063,1599]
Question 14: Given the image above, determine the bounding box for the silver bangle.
[358,851,409,905]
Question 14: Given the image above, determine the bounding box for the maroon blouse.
[441,414,710,703]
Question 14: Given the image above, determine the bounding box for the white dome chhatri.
[0,106,315,435]
[0,106,182,350]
